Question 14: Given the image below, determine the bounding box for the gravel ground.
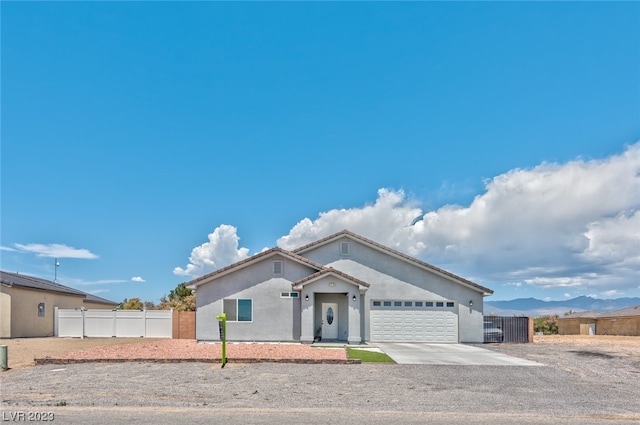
[478,335,640,383]
[1,336,639,424]
[37,339,351,363]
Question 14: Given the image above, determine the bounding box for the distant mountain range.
[484,296,640,317]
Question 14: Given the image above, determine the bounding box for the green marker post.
[215,313,227,367]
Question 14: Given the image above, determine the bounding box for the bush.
[534,315,559,334]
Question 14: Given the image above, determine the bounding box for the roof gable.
[292,267,370,291]
[186,247,325,289]
[293,229,493,295]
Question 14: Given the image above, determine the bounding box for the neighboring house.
[187,230,493,344]
[0,270,118,338]
[83,293,120,310]
[558,305,640,336]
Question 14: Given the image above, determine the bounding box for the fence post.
[81,308,85,339]
[54,306,59,337]
[170,309,175,339]
[112,309,117,337]
[528,317,534,343]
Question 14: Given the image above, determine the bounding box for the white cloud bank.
[13,243,99,259]
[173,225,250,276]
[131,276,146,283]
[175,143,640,296]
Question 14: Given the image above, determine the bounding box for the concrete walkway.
[374,343,544,365]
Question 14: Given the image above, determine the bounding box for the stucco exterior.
[0,285,83,338]
[188,230,493,344]
[1,271,118,338]
[558,306,640,336]
[195,252,315,341]
[298,236,485,343]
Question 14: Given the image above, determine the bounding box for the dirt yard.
[2,334,638,371]
[484,334,640,382]
[534,334,640,351]
[0,337,162,369]
[0,337,350,369]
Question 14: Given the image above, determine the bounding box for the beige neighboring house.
[0,270,118,338]
[558,305,640,336]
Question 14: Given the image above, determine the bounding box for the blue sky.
[2,2,639,304]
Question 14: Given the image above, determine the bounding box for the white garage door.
[370,300,458,343]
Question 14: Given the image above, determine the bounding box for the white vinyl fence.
[55,307,173,338]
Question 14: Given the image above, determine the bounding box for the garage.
[370,300,459,343]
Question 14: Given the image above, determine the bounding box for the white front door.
[321,303,338,339]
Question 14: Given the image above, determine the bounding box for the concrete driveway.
[374,343,543,365]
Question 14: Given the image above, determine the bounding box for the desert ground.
[1,335,639,425]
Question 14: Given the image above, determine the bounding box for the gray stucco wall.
[300,237,485,343]
[299,276,362,343]
[195,254,316,341]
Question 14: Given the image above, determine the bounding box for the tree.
[119,298,144,310]
[534,315,559,335]
[158,282,196,312]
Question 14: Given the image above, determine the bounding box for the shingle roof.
[1,270,118,305]
[560,311,600,319]
[560,305,640,319]
[292,229,493,295]
[84,293,119,306]
[1,270,87,297]
[185,247,326,288]
[599,304,640,318]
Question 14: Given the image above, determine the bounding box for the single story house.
[558,305,640,336]
[187,230,493,344]
[0,270,118,338]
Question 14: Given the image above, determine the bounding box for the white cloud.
[13,243,99,259]
[563,293,571,298]
[175,143,640,296]
[276,142,640,295]
[70,279,127,286]
[131,276,146,283]
[277,188,423,253]
[173,224,249,277]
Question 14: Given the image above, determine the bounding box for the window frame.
[339,241,350,256]
[223,298,253,322]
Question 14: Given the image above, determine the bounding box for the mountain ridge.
[484,296,640,317]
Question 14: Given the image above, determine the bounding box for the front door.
[321,303,338,340]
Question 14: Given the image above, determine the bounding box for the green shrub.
[534,315,559,334]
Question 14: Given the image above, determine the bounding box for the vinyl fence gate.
[55,308,173,338]
[483,316,533,343]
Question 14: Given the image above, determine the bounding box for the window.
[436,302,444,307]
[446,302,455,308]
[426,302,434,307]
[383,301,392,307]
[373,301,381,306]
[280,292,299,298]
[405,301,413,307]
[38,302,45,317]
[394,301,402,307]
[415,301,423,307]
[223,299,252,322]
[340,241,350,256]
[273,261,283,275]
